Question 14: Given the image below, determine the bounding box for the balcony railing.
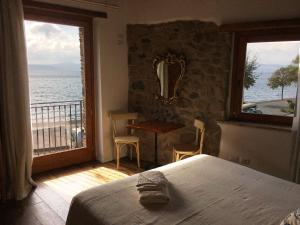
[31,100,85,157]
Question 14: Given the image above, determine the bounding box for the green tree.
[287,55,299,82]
[268,67,295,100]
[268,55,299,100]
[244,55,259,89]
[292,54,299,65]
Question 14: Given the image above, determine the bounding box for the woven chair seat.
[114,136,139,143]
[173,144,199,152]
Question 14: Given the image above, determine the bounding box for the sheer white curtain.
[0,0,35,200]
[291,51,300,183]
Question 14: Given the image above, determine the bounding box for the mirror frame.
[153,53,186,104]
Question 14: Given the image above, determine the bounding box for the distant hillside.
[28,63,81,76]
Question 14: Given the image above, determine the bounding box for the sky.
[247,41,300,65]
[24,20,80,65]
[24,20,300,66]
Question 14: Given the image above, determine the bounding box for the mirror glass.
[154,53,185,104]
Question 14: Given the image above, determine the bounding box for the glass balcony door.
[24,9,95,173]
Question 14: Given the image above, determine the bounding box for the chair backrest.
[194,119,205,154]
[110,112,138,138]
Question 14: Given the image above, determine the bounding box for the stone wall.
[127,21,232,164]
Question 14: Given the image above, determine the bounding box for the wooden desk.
[127,120,184,166]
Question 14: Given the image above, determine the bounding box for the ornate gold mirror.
[153,53,185,104]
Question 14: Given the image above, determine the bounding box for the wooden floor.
[0,159,143,225]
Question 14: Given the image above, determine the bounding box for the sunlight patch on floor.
[42,166,130,200]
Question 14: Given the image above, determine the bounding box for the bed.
[66,155,300,225]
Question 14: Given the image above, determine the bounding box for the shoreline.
[244,98,295,116]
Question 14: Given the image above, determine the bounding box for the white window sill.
[217,120,292,132]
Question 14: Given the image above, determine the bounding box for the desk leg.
[154,132,158,165]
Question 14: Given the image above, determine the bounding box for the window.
[22,1,106,173]
[25,20,87,155]
[230,29,300,126]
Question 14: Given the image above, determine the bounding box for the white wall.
[93,5,129,162]
[219,123,293,179]
[127,0,300,25]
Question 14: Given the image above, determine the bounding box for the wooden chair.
[173,119,205,161]
[110,112,140,169]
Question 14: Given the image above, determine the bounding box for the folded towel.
[137,184,163,192]
[137,171,170,205]
[139,189,169,204]
[137,171,168,188]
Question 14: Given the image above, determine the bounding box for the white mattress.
[66,155,300,225]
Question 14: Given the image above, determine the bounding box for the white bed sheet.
[67,155,300,225]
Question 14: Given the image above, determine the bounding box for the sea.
[29,75,83,104]
[28,63,298,104]
[243,64,298,102]
[28,63,83,104]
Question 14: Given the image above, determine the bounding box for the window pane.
[242,41,299,117]
[24,20,87,156]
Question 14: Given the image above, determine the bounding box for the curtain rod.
[220,18,300,32]
[70,0,120,9]
[23,0,108,18]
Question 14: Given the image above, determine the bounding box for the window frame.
[230,28,300,126]
[23,1,106,173]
